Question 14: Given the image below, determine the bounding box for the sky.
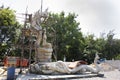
[0,0,120,38]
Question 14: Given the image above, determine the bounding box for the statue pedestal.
[37,44,53,62]
[16,72,103,80]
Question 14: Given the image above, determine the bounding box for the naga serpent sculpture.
[29,9,101,74]
[30,54,101,74]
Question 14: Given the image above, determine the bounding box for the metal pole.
[29,32,32,69]
[41,0,43,13]
[19,30,24,74]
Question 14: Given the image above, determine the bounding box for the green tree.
[42,12,85,61]
[113,39,120,59]
[83,34,99,63]
[0,6,21,59]
[83,31,120,60]
[104,30,120,59]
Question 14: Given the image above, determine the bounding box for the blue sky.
[0,0,120,38]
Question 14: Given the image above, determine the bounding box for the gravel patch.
[69,69,120,80]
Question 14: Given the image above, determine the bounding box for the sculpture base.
[16,73,103,80]
[37,48,53,62]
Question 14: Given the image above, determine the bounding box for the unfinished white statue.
[34,30,42,62]
[31,9,52,62]
[33,28,53,62]
[32,8,48,27]
[30,53,101,74]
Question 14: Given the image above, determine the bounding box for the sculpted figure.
[42,28,52,48]
[34,30,42,62]
[34,28,53,62]
[32,8,48,27]
[30,54,101,74]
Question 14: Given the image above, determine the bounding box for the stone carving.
[30,54,101,74]
[32,8,48,27]
[34,29,42,62]
[36,28,53,62]
[31,9,52,62]
[29,9,101,75]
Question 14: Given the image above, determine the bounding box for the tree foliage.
[1,6,120,63]
[0,6,21,59]
[83,31,120,62]
[42,12,85,61]
[103,31,120,59]
[83,34,98,63]
[41,12,120,62]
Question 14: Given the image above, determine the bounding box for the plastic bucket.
[7,67,15,80]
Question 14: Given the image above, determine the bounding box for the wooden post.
[19,29,24,74]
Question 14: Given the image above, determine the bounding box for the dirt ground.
[69,69,120,80]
